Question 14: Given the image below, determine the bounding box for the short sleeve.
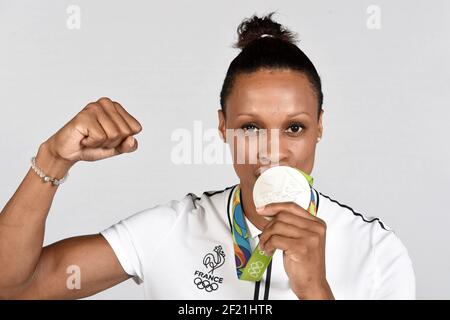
[100,196,193,285]
[371,225,416,299]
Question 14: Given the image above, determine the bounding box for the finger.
[263,234,317,261]
[97,98,134,138]
[94,106,125,148]
[266,211,325,234]
[79,116,108,148]
[115,135,138,154]
[112,101,142,134]
[257,201,318,222]
[262,234,296,255]
[81,136,138,161]
[259,221,311,250]
[80,144,121,161]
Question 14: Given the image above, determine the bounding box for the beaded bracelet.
[30,156,69,186]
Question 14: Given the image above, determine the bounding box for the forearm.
[0,142,74,289]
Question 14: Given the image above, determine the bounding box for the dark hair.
[220,12,323,119]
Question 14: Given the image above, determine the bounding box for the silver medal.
[253,166,311,220]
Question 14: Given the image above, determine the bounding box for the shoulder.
[185,185,236,208]
[315,189,391,234]
[315,188,406,253]
[317,188,410,255]
[120,184,237,229]
[100,184,236,259]
[315,189,415,298]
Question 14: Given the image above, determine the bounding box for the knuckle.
[84,102,99,111]
[287,202,298,210]
[276,211,288,220]
[318,222,327,234]
[97,97,113,105]
[112,101,124,112]
[316,216,326,225]
[113,102,127,115]
[104,101,115,110]
[277,211,292,222]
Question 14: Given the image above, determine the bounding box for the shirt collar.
[244,213,262,239]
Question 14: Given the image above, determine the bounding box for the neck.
[238,184,270,232]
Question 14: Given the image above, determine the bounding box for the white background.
[0,0,449,299]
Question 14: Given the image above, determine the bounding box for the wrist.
[292,280,335,300]
[35,142,75,179]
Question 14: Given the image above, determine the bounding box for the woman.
[0,13,415,300]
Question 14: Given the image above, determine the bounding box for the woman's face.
[218,68,323,192]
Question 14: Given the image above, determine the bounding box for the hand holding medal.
[252,166,333,299]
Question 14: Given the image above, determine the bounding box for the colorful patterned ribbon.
[231,169,317,281]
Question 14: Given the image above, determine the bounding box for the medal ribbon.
[231,169,317,281]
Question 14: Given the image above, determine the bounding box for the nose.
[257,128,287,166]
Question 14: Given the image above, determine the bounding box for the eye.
[285,123,304,135]
[241,123,260,134]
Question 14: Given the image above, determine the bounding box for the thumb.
[115,136,138,154]
[78,136,139,161]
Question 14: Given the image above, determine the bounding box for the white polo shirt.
[100,184,415,300]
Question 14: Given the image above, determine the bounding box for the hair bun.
[234,12,298,49]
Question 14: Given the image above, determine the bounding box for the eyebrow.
[236,111,311,117]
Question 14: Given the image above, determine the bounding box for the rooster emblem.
[202,245,226,274]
